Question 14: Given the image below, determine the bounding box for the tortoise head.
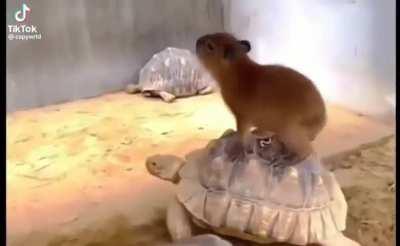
[145,154,186,183]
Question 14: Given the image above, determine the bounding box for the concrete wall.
[7,0,396,119]
[6,0,225,112]
[223,0,396,119]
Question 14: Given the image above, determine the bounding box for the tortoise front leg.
[198,85,213,95]
[170,234,232,246]
[159,91,176,102]
[319,233,360,246]
[167,198,193,241]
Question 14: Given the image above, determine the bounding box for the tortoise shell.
[138,47,215,96]
[176,132,347,245]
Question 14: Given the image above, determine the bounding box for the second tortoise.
[126,47,215,102]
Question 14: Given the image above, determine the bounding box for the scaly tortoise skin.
[146,129,360,246]
[126,47,215,102]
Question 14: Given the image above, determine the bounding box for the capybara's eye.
[206,41,215,51]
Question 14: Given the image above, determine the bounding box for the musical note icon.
[14,3,31,23]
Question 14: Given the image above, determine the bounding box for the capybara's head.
[196,32,251,75]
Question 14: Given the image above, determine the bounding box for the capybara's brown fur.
[196,33,326,159]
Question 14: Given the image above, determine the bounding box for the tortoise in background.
[126,47,215,102]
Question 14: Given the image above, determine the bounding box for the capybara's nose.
[196,36,206,53]
[196,37,205,47]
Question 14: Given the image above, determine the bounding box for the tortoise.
[126,47,215,102]
[146,129,360,246]
[161,234,233,246]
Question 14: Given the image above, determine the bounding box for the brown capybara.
[196,32,326,160]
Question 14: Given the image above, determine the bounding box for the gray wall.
[7,0,396,119]
[223,0,396,119]
[6,0,225,112]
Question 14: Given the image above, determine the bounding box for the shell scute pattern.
[139,47,215,96]
[175,131,348,244]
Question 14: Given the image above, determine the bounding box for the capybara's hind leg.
[278,125,314,160]
[302,113,327,141]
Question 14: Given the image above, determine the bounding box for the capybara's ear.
[239,40,251,53]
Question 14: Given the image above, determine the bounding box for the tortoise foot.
[171,234,232,246]
[167,198,193,241]
[159,91,176,102]
[198,85,214,95]
[320,233,361,246]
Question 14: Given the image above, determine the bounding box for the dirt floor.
[6,92,394,246]
[43,136,396,246]
[328,136,395,246]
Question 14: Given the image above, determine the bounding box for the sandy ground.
[6,92,394,246]
[328,136,395,246]
[40,136,396,246]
